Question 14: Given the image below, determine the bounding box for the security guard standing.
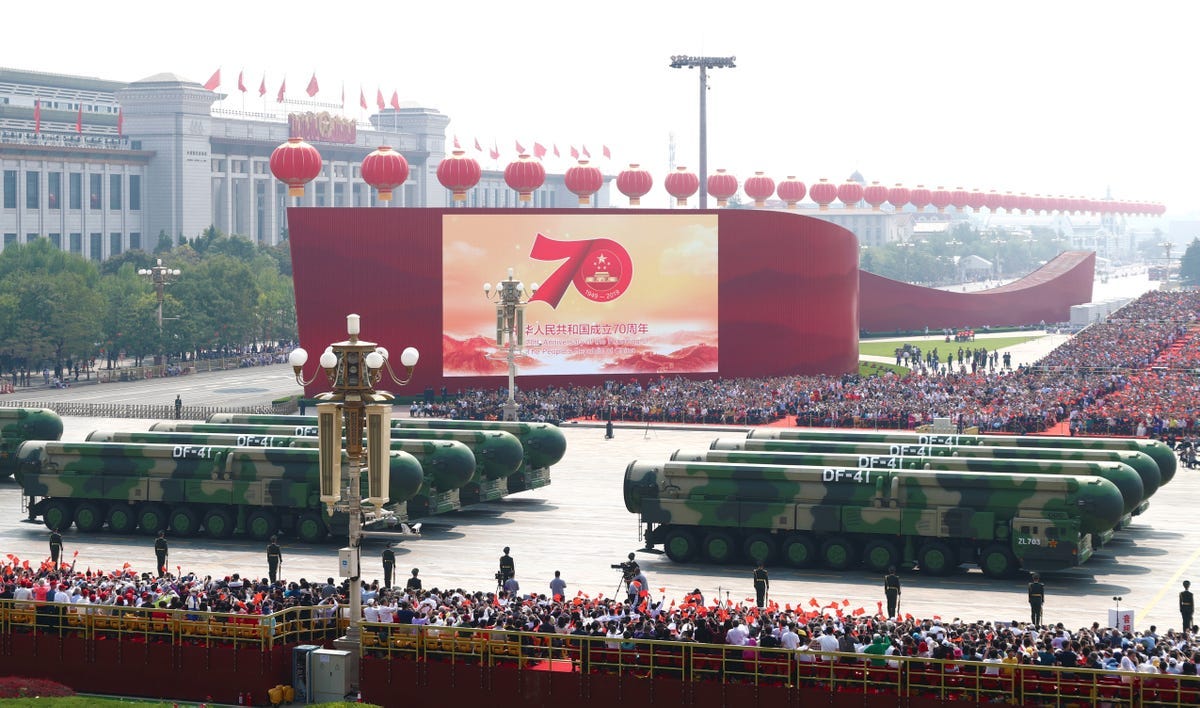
[406,568,422,592]
[267,536,282,584]
[752,561,769,608]
[382,543,396,588]
[1028,573,1045,626]
[154,530,169,577]
[499,546,515,582]
[884,566,902,618]
[49,528,63,567]
[1181,580,1194,631]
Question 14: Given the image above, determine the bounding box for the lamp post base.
[501,401,518,422]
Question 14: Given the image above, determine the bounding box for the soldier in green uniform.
[884,566,902,618]
[406,568,422,593]
[154,530,169,577]
[1181,580,1194,631]
[267,536,282,584]
[49,528,62,568]
[382,543,396,588]
[1028,573,1045,626]
[499,546,515,582]
[753,561,769,607]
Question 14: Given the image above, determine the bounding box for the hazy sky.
[8,0,1195,215]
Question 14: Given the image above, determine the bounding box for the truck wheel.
[296,511,328,543]
[169,506,200,536]
[701,530,737,564]
[137,503,168,535]
[820,536,858,570]
[203,508,235,539]
[246,509,279,541]
[742,532,777,565]
[979,543,1018,579]
[74,502,104,532]
[781,534,817,568]
[862,539,899,573]
[663,528,699,563]
[42,500,74,531]
[918,540,957,575]
[107,504,137,534]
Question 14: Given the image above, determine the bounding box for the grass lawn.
[859,334,1043,359]
[859,361,908,377]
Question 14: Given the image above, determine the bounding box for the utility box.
[338,547,358,578]
[311,648,353,703]
[292,644,321,703]
[931,417,954,434]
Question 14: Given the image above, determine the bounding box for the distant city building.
[1,67,609,260]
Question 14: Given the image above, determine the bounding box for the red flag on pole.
[602,144,611,159]
[489,141,500,160]
[75,104,82,133]
[533,142,546,159]
[276,78,286,103]
[376,89,385,111]
[553,144,560,158]
[582,145,591,158]
[33,100,40,134]
[570,145,579,159]
[340,83,344,108]
[237,70,246,93]
[116,108,122,136]
[454,135,461,149]
[390,90,400,110]
[359,87,367,110]
[203,68,221,91]
[258,74,266,97]
[515,140,525,154]
[306,73,319,97]
[474,137,482,152]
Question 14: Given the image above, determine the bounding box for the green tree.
[1179,237,1200,285]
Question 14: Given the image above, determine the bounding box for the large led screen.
[441,213,719,377]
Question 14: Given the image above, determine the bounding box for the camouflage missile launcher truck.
[148,422,522,506]
[718,437,1162,509]
[207,413,566,493]
[0,408,64,478]
[625,460,1125,578]
[15,441,425,543]
[761,427,1177,484]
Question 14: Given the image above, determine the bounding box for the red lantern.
[617,163,654,205]
[1001,191,1021,214]
[664,166,699,206]
[863,181,888,211]
[909,185,932,212]
[810,178,837,210]
[269,137,322,198]
[777,176,806,209]
[743,172,775,207]
[950,187,969,212]
[504,153,546,203]
[565,159,603,205]
[984,190,1004,213]
[887,184,910,211]
[837,179,863,209]
[965,189,987,212]
[706,168,739,207]
[360,145,409,202]
[928,186,951,213]
[437,149,482,202]
[1017,193,1034,214]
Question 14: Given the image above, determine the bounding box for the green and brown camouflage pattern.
[718,437,1162,502]
[207,413,566,492]
[757,428,1177,484]
[148,421,523,504]
[0,408,64,478]
[626,459,1123,575]
[14,440,424,540]
[672,448,1145,517]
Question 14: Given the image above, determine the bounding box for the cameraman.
[627,565,649,607]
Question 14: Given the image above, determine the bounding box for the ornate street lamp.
[287,314,418,651]
[483,268,538,422]
[669,54,736,209]
[137,258,181,370]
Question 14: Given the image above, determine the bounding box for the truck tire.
[74,502,105,532]
[246,509,279,541]
[42,500,74,532]
[663,528,699,563]
[742,532,777,565]
[203,508,235,539]
[107,504,137,534]
[862,539,900,573]
[137,503,168,535]
[169,506,201,536]
[820,535,857,570]
[918,540,957,575]
[979,543,1019,579]
[781,534,817,568]
[296,511,328,543]
[701,530,737,564]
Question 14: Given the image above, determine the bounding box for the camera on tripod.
[611,553,639,581]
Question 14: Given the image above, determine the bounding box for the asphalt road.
[0,364,1194,634]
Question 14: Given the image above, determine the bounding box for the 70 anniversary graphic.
[441,213,719,377]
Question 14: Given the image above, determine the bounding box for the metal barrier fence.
[358,623,1200,706]
[0,400,279,420]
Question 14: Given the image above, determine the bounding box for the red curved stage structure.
[859,251,1095,333]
